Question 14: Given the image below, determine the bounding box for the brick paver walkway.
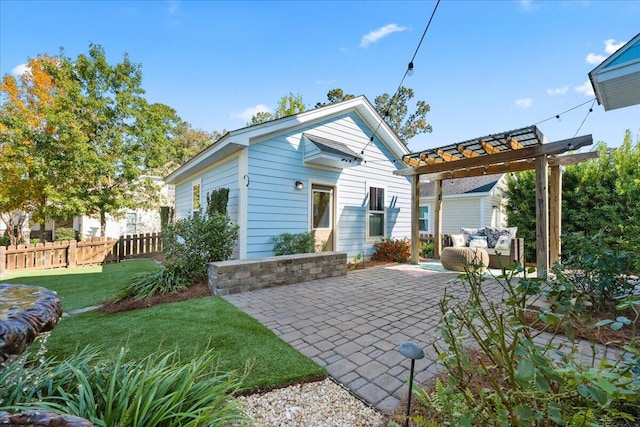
[223,263,504,413]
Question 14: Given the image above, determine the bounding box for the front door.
[311,184,334,252]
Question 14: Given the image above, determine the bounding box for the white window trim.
[192,179,202,216]
[418,204,430,234]
[366,183,387,241]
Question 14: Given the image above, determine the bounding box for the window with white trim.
[192,180,201,217]
[125,212,137,235]
[419,206,429,233]
[367,186,385,239]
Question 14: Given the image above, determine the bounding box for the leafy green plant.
[415,264,640,426]
[419,242,434,258]
[0,235,10,247]
[54,227,76,242]
[1,345,248,427]
[205,188,230,216]
[548,231,639,314]
[271,232,315,256]
[372,238,410,263]
[114,264,190,301]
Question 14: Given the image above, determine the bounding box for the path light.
[398,341,424,427]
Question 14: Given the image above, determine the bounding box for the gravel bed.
[237,378,388,426]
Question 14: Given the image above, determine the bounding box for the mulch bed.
[521,308,638,348]
[100,281,212,314]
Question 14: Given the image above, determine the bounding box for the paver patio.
[223,263,504,413]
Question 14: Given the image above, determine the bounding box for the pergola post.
[433,179,443,259]
[535,155,549,278]
[411,174,420,264]
[550,165,562,266]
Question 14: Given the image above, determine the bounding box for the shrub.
[272,232,315,256]
[419,242,434,258]
[0,345,248,426]
[372,238,410,263]
[114,264,190,301]
[163,212,239,282]
[118,192,239,300]
[54,227,76,242]
[410,265,640,427]
[0,235,10,247]
[548,231,640,314]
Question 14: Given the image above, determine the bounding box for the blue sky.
[1,0,638,153]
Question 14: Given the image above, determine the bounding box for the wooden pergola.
[394,125,597,277]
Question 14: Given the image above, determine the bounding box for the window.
[312,189,331,229]
[125,212,137,235]
[368,186,385,238]
[192,180,201,216]
[419,206,429,232]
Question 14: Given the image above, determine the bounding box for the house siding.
[174,155,240,223]
[245,112,411,259]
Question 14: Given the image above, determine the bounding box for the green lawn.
[0,259,159,312]
[6,261,325,392]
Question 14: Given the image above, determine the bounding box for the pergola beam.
[417,151,599,181]
[396,135,592,177]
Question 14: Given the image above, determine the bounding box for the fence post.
[68,240,77,268]
[0,246,5,275]
[118,235,125,261]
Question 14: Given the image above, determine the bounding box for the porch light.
[295,180,304,190]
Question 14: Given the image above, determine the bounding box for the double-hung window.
[419,206,429,233]
[368,186,385,239]
[125,212,137,235]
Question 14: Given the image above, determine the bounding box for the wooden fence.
[0,233,163,275]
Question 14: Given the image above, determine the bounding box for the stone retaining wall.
[208,252,347,296]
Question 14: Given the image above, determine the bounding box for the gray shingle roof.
[420,174,502,197]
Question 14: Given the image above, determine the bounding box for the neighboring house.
[419,174,509,236]
[29,176,173,241]
[164,96,412,260]
[589,32,640,111]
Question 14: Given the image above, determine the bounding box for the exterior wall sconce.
[295,180,304,190]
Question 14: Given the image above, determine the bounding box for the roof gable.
[165,96,408,184]
[589,33,640,111]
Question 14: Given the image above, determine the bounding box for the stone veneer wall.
[208,252,347,296]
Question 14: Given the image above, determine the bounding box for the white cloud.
[315,79,336,85]
[546,86,569,95]
[339,47,349,53]
[519,0,538,12]
[360,24,407,48]
[11,63,29,77]
[586,53,606,65]
[585,38,627,65]
[604,38,625,54]
[515,98,533,108]
[230,104,271,121]
[575,80,595,96]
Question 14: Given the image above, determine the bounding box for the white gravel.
[237,378,388,427]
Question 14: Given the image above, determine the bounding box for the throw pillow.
[468,235,488,249]
[494,235,512,251]
[484,226,518,248]
[450,234,466,247]
[460,227,485,245]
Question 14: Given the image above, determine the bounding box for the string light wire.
[361,0,441,156]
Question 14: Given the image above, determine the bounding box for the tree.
[164,123,223,175]
[1,55,89,241]
[247,92,306,125]
[316,87,432,145]
[314,88,355,108]
[505,130,640,261]
[55,44,181,235]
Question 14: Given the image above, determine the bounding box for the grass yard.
[0,259,159,312]
[5,261,325,392]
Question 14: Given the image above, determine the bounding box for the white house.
[164,96,412,260]
[419,174,509,236]
[29,176,173,241]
